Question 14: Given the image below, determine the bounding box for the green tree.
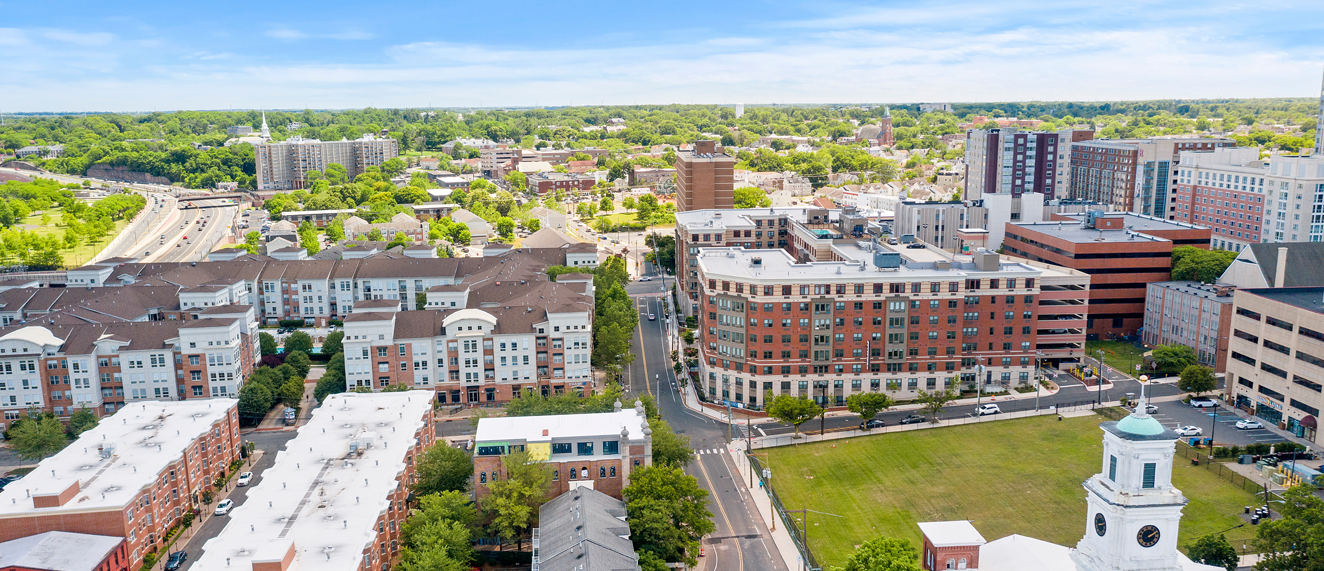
[279,377,304,407]
[599,196,613,213]
[259,332,278,356]
[1178,364,1217,396]
[1255,485,1324,570]
[846,392,894,425]
[1187,533,1237,571]
[1170,246,1238,283]
[485,450,554,549]
[733,186,771,209]
[322,331,344,356]
[314,352,346,402]
[325,215,346,242]
[1152,344,1198,375]
[504,171,527,192]
[525,218,541,232]
[284,350,311,378]
[379,157,407,177]
[9,415,67,461]
[916,385,960,422]
[830,536,921,571]
[623,466,715,567]
[237,382,274,424]
[67,406,99,437]
[414,443,475,496]
[241,230,262,254]
[622,196,636,211]
[765,395,823,437]
[649,418,694,468]
[403,491,478,542]
[284,331,314,354]
[496,216,515,238]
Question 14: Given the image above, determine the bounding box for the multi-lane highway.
[133,200,239,263]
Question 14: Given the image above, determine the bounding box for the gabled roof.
[1245,242,1324,287]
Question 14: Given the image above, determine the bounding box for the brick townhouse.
[473,403,651,500]
[0,400,241,571]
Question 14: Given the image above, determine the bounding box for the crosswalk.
[695,448,726,455]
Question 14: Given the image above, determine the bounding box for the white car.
[1132,404,1158,414]
[214,498,235,515]
[1235,419,1264,430]
[976,403,1001,416]
[236,472,253,487]
[639,276,652,282]
[1189,397,1218,408]
[1174,425,1203,436]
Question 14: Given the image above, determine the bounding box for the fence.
[1174,441,1281,498]
[751,399,1105,450]
[749,454,820,571]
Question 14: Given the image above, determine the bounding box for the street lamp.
[1096,349,1105,407]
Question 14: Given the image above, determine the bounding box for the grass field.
[766,414,1258,568]
[1087,340,1147,376]
[18,208,130,266]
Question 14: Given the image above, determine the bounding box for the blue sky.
[1,0,1322,112]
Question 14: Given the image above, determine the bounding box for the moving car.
[899,414,926,425]
[859,419,886,430]
[1189,396,1218,408]
[648,313,656,321]
[1235,419,1264,430]
[1174,425,1203,436]
[976,403,1001,416]
[214,498,235,515]
[639,276,652,282]
[164,552,187,571]
[236,472,253,487]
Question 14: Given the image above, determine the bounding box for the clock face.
[1093,513,1106,536]
[1137,525,1161,548]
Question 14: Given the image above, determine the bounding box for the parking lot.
[1149,400,1286,446]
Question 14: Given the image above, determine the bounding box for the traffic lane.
[175,430,295,571]
[179,205,237,261]
[151,207,206,262]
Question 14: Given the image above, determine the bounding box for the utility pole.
[726,401,733,444]
[1096,349,1105,407]
[820,382,827,436]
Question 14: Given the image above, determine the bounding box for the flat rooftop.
[1150,281,1235,302]
[191,391,434,571]
[1012,213,1206,244]
[476,407,648,444]
[1241,287,1324,316]
[696,245,1043,283]
[675,207,825,231]
[0,400,237,516]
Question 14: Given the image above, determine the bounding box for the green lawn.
[1086,340,1146,376]
[766,414,1258,569]
[18,208,130,266]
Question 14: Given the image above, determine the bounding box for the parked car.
[899,414,926,425]
[976,404,1001,416]
[1189,396,1218,408]
[1132,404,1158,414]
[859,419,886,430]
[164,551,187,571]
[236,471,253,487]
[1235,419,1264,430]
[214,498,235,515]
[1175,425,1203,436]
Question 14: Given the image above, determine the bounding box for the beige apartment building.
[256,135,399,191]
[1226,287,1324,443]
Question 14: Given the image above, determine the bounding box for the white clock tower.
[1071,392,1203,571]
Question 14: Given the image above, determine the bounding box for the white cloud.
[266,28,307,40]
[41,29,115,46]
[0,28,29,46]
[266,28,372,41]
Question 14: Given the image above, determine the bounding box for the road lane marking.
[694,453,744,571]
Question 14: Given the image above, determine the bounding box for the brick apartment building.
[1004,212,1211,339]
[526,172,596,195]
[674,140,735,212]
[473,404,651,500]
[1068,137,1234,215]
[1225,287,1324,442]
[191,392,435,571]
[1142,281,1235,372]
[0,400,241,571]
[0,531,129,571]
[1172,149,1324,250]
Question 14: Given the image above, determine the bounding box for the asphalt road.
[624,269,788,571]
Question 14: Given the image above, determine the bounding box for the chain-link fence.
[749,454,820,571]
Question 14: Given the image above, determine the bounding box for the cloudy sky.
[1,0,1321,112]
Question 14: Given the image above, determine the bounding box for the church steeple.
[260,111,270,140]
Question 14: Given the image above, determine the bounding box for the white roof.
[977,534,1072,571]
[918,521,986,547]
[191,391,434,571]
[0,532,124,571]
[475,408,649,444]
[0,325,64,348]
[0,400,237,516]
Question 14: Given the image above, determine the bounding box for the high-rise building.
[255,135,399,191]
[674,140,735,212]
[1068,138,1234,216]
[735,103,744,118]
[964,128,1067,200]
[1172,146,1324,249]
